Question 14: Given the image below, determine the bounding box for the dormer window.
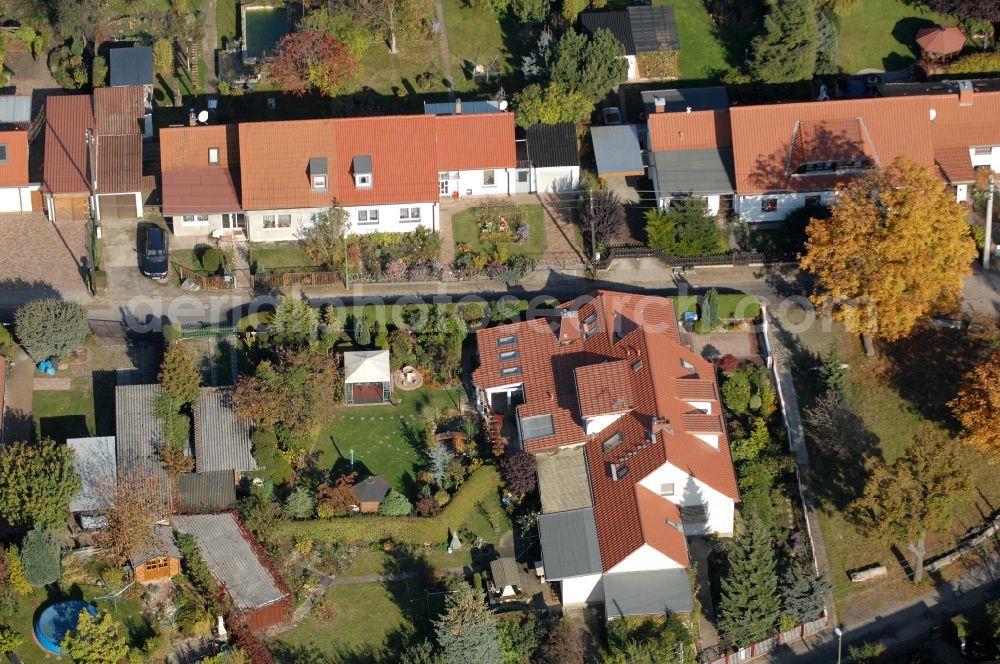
[353,155,373,189]
[310,156,329,192]
[208,147,219,165]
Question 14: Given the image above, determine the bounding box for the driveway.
[0,213,90,305]
[100,216,178,300]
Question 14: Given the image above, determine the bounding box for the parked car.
[139,224,169,279]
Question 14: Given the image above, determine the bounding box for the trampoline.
[34,601,97,654]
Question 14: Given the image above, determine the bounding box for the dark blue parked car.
[139,224,169,279]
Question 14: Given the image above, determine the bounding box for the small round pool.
[34,601,97,654]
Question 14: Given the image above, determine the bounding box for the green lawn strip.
[33,376,96,443]
[834,0,948,74]
[270,581,438,661]
[171,248,201,272]
[452,204,547,256]
[337,547,475,577]
[670,294,760,321]
[217,0,239,49]
[358,38,448,99]
[311,386,463,496]
[441,0,510,92]
[252,242,315,272]
[273,465,502,545]
[651,0,732,79]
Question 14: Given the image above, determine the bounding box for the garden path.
[434,0,456,100]
[1,346,34,444]
[200,0,218,93]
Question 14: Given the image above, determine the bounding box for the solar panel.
[521,414,554,441]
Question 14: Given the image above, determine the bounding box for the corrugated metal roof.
[581,11,635,55]
[591,125,644,177]
[172,513,288,610]
[110,47,154,87]
[604,569,694,618]
[524,123,580,169]
[536,447,593,514]
[627,5,679,53]
[651,147,735,195]
[194,387,258,473]
[114,384,170,501]
[0,96,32,125]
[67,436,117,513]
[538,507,603,580]
[177,471,238,513]
[43,95,94,195]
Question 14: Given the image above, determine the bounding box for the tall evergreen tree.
[748,0,820,84]
[701,288,720,331]
[781,560,830,623]
[433,583,502,664]
[718,515,780,647]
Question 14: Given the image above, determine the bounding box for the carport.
[49,195,91,222]
[591,125,645,180]
[97,193,140,220]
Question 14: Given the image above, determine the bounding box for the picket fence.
[705,615,828,664]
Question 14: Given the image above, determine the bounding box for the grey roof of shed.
[603,569,695,618]
[591,125,645,177]
[0,96,32,126]
[627,6,680,54]
[581,11,634,54]
[130,525,180,567]
[521,123,580,169]
[538,507,602,580]
[490,557,522,590]
[115,384,170,500]
[68,436,116,513]
[172,513,288,610]
[651,147,735,195]
[110,47,153,87]
[194,387,257,473]
[536,447,592,514]
[350,475,392,503]
[177,471,238,513]
[641,87,729,113]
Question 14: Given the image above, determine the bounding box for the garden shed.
[67,436,117,526]
[490,557,522,598]
[344,350,391,405]
[130,525,181,584]
[350,475,392,513]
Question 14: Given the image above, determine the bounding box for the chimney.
[559,310,582,345]
[959,79,974,106]
[685,106,692,114]
[455,98,462,115]
[187,108,197,126]
[648,417,657,444]
[653,96,665,113]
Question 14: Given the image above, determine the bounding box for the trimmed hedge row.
[272,466,502,545]
[671,295,761,321]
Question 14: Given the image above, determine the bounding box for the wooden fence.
[704,616,828,664]
[594,244,794,270]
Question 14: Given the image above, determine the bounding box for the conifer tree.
[748,0,820,84]
[433,583,502,664]
[718,514,780,646]
[781,560,830,623]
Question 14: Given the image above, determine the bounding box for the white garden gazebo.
[344,350,392,405]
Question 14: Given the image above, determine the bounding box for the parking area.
[0,213,89,300]
[100,216,178,299]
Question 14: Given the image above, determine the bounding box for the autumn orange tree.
[266,29,359,97]
[800,157,977,341]
[950,347,1000,456]
[98,470,165,565]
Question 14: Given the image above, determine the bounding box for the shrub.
[14,298,90,362]
[20,528,60,586]
[0,325,13,358]
[283,487,315,520]
[948,50,1000,75]
[153,39,173,72]
[251,431,292,486]
[379,490,413,516]
[0,624,23,652]
[162,322,182,344]
[91,55,108,87]
[501,452,537,496]
[176,534,219,601]
[4,547,30,595]
[199,247,226,274]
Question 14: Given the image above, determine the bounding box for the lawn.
[777,306,1000,624]
[442,0,512,93]
[652,0,733,80]
[269,581,443,662]
[217,0,239,49]
[834,0,948,73]
[33,376,96,443]
[311,386,464,498]
[452,204,547,256]
[251,242,315,272]
[358,37,449,100]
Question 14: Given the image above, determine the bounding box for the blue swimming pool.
[34,601,98,654]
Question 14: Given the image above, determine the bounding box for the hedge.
[272,466,502,545]
[671,295,761,321]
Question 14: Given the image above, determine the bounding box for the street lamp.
[834,626,844,664]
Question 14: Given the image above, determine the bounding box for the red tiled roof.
[474,291,739,571]
[681,412,724,433]
[0,130,29,187]
[238,119,338,211]
[636,485,689,567]
[648,110,732,152]
[161,125,242,213]
[97,133,142,194]
[93,87,144,136]
[935,146,976,183]
[43,95,94,195]
[435,113,517,171]
[675,378,719,401]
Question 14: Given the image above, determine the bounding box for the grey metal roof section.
[538,507,603,580]
[309,156,328,175]
[521,414,555,441]
[0,96,31,125]
[640,87,729,113]
[177,470,238,513]
[490,557,521,589]
[115,384,170,497]
[424,100,501,115]
[524,123,580,168]
[129,524,180,567]
[110,47,154,87]
[352,155,372,174]
[350,475,392,503]
[194,387,257,473]
[173,513,288,610]
[651,147,735,195]
[67,436,116,513]
[591,125,645,177]
[581,11,635,55]
[536,447,593,514]
[627,5,680,53]
[604,569,694,618]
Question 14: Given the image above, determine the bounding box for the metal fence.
[180,324,237,339]
[704,616,828,664]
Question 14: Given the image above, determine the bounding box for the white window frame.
[400,207,421,222]
[0,143,8,164]
[263,213,293,230]
[208,147,220,165]
[357,209,379,225]
[483,169,496,187]
[356,173,372,188]
[312,174,328,190]
[181,214,210,225]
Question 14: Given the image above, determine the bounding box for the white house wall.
[637,461,736,536]
[240,202,438,242]
[607,544,684,574]
[969,145,1000,172]
[170,213,227,237]
[0,186,33,213]
[736,191,836,223]
[585,412,626,436]
[534,166,580,194]
[444,168,514,198]
[559,573,604,605]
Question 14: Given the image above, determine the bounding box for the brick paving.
[0,213,89,296]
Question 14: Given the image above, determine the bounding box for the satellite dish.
[197,110,209,124]
[498,99,509,111]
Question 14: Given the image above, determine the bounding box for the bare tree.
[579,189,626,250]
